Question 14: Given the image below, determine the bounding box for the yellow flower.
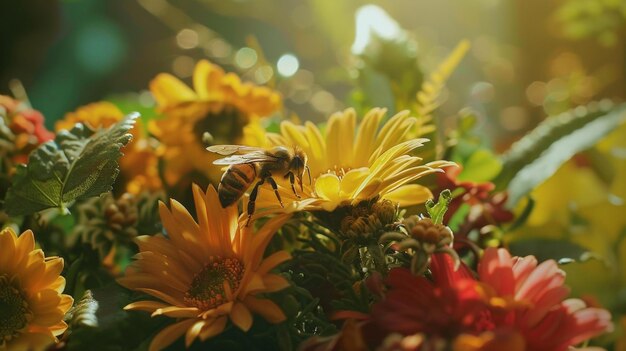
[0,228,73,351]
[56,102,162,194]
[118,185,291,350]
[252,108,454,215]
[149,59,281,185]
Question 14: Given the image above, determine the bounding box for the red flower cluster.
[376,249,612,350]
[306,248,612,351]
[0,95,54,164]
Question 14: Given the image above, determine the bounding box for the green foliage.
[425,189,452,225]
[66,284,167,351]
[555,0,626,46]
[508,238,593,263]
[5,113,138,216]
[500,102,626,206]
[456,149,502,183]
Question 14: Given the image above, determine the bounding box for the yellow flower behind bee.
[253,108,454,214]
[149,59,281,185]
[56,101,162,195]
[0,228,73,351]
[118,184,291,351]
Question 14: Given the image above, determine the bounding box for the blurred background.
[0,0,624,150]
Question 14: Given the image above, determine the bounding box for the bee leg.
[246,178,265,226]
[285,172,301,198]
[266,176,284,207]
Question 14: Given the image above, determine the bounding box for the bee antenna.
[306,165,312,185]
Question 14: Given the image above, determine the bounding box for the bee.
[207,145,311,225]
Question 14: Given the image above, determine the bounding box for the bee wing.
[212,152,280,165]
[206,145,265,156]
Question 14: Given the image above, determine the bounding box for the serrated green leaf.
[494,101,625,191]
[505,104,626,206]
[5,113,138,216]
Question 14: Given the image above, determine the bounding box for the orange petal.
[230,302,253,331]
[149,319,197,351]
[243,295,286,324]
[124,300,170,312]
[199,316,228,341]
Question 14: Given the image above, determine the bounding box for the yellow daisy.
[0,228,73,351]
[118,184,291,351]
[56,102,162,194]
[252,108,454,214]
[149,59,281,185]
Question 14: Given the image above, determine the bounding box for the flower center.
[194,105,248,146]
[0,275,31,343]
[184,256,245,311]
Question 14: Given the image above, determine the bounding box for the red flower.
[0,95,54,164]
[371,254,492,338]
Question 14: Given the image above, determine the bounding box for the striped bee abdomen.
[217,164,257,208]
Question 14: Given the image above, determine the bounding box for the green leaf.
[456,149,502,182]
[498,102,626,206]
[5,113,138,216]
[425,189,452,225]
[508,238,594,263]
[494,101,626,191]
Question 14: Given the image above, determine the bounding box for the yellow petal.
[383,184,434,206]
[339,168,370,197]
[314,173,341,201]
[354,108,385,166]
[192,60,224,100]
[150,73,197,109]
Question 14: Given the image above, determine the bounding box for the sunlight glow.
[351,5,402,55]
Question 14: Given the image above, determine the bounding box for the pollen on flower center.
[184,257,245,310]
[194,105,247,146]
[329,166,353,179]
[0,275,32,343]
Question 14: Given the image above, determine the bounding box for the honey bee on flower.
[207,144,311,225]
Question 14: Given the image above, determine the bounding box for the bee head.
[291,147,311,191]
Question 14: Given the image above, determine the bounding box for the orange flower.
[0,228,73,350]
[118,185,290,350]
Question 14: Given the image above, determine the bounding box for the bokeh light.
[277,54,299,77]
[235,47,258,69]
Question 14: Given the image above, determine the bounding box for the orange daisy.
[118,184,291,350]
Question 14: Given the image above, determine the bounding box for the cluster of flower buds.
[380,215,459,275]
[339,199,400,245]
[72,193,139,267]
